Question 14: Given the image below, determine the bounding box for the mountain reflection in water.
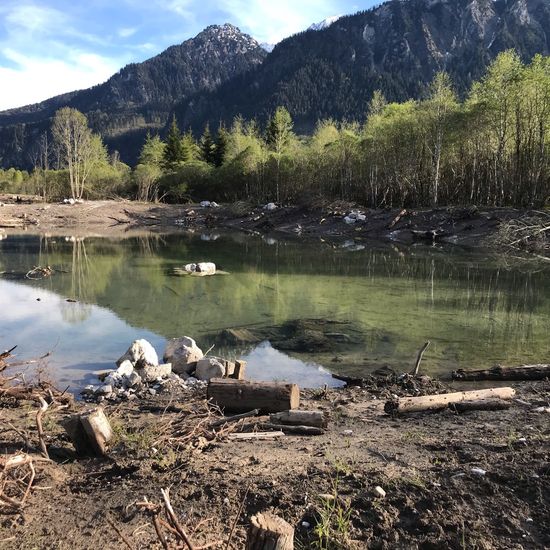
[0,232,548,389]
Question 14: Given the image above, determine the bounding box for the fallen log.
[450,399,512,413]
[384,387,515,415]
[247,512,294,550]
[260,423,324,436]
[453,364,550,381]
[207,379,299,413]
[270,410,327,429]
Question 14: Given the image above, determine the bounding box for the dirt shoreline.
[0,374,548,549]
[0,196,546,249]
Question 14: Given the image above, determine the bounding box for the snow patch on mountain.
[308,15,343,31]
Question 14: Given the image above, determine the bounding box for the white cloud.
[216,0,342,43]
[0,49,121,110]
[118,27,138,38]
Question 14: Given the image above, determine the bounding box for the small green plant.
[311,473,353,550]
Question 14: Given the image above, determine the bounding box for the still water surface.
[0,232,548,390]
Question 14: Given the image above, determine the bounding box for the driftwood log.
[269,410,326,429]
[207,379,300,413]
[385,387,515,414]
[246,512,294,550]
[450,399,512,413]
[453,364,550,381]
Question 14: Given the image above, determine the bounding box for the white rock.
[195,357,226,381]
[141,363,172,383]
[197,262,216,275]
[82,385,98,395]
[105,373,123,387]
[117,339,158,369]
[342,430,353,436]
[200,201,211,207]
[264,202,277,211]
[124,371,142,388]
[96,384,113,396]
[164,337,204,375]
[344,216,356,225]
[210,201,220,208]
[471,467,486,477]
[374,486,386,498]
[116,360,134,377]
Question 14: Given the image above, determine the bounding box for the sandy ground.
[0,374,548,550]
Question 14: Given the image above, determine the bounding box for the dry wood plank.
[207,379,299,413]
[269,410,327,429]
[385,387,515,414]
[246,512,294,550]
[233,360,247,380]
[452,364,550,381]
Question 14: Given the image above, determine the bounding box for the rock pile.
[82,337,243,402]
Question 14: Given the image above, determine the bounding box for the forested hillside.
[176,0,550,132]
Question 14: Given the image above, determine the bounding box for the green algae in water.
[0,232,549,386]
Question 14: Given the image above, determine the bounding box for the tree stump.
[246,512,294,550]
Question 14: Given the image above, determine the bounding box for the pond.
[0,232,549,391]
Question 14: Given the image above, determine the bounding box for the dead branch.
[36,397,49,459]
[0,453,36,513]
[161,487,196,550]
[107,516,136,550]
[411,341,431,376]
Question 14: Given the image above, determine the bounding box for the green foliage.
[3,53,548,207]
[139,133,165,167]
[163,116,187,171]
[200,125,216,165]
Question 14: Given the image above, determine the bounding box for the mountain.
[308,15,343,31]
[0,24,266,168]
[1,0,549,170]
[175,0,550,133]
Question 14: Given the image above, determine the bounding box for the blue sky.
[0,1,380,111]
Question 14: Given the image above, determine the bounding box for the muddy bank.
[0,369,548,549]
[1,196,547,250]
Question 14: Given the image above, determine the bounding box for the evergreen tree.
[181,130,200,162]
[163,117,186,171]
[213,126,228,167]
[200,125,216,165]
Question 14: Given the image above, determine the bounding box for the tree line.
[2,51,549,208]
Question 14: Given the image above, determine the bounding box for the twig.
[210,409,260,429]
[203,344,215,357]
[161,487,196,550]
[411,341,431,376]
[36,397,49,459]
[225,484,250,550]
[107,517,136,550]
